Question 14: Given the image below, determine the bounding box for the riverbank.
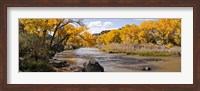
[96,43,181,56]
[50,48,181,72]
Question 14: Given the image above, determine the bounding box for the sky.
[82,18,157,34]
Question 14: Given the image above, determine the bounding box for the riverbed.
[54,48,181,72]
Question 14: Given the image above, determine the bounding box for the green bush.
[21,59,55,72]
[19,32,54,60]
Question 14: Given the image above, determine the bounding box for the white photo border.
[7,7,193,84]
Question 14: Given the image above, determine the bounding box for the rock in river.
[82,59,104,72]
[143,66,151,71]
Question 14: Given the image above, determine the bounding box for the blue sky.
[82,18,157,34]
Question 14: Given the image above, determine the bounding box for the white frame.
[7,7,193,84]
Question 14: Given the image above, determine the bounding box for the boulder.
[82,59,104,72]
[143,66,151,71]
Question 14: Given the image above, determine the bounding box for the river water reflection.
[56,48,181,72]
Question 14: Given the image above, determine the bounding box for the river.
[54,48,181,72]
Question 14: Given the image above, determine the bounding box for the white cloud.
[86,21,117,34]
[134,19,155,21]
[103,22,113,27]
[88,27,119,34]
[88,21,103,27]
[87,21,113,28]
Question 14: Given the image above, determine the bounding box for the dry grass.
[97,43,181,56]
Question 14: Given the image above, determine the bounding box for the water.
[56,48,181,72]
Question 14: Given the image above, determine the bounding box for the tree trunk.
[51,34,70,49]
[49,19,65,49]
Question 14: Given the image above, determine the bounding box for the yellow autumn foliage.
[97,19,181,46]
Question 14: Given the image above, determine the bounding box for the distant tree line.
[97,19,181,47]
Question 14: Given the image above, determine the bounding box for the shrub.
[19,32,56,72]
[167,43,173,48]
[19,32,54,60]
[20,59,55,72]
[97,43,181,56]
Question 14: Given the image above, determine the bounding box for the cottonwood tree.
[96,19,181,46]
[19,19,86,50]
